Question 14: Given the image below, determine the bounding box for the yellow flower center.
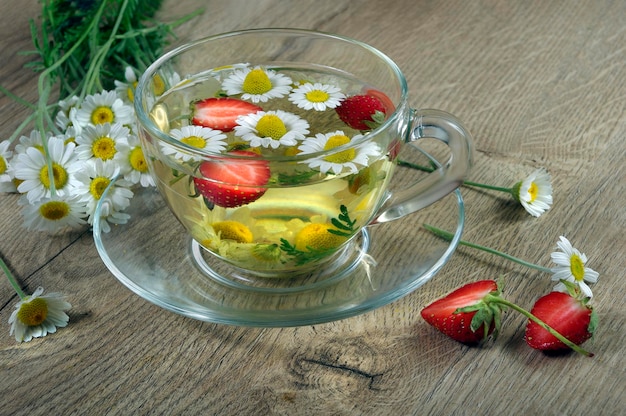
[17,297,48,326]
[152,74,166,96]
[90,177,110,200]
[39,200,71,221]
[570,254,585,282]
[528,182,538,202]
[212,221,254,243]
[323,135,356,164]
[0,156,6,174]
[294,223,347,252]
[127,81,138,102]
[129,147,148,173]
[242,68,272,95]
[305,90,330,103]
[92,136,117,160]
[39,163,68,190]
[256,114,287,140]
[91,106,115,125]
[181,135,207,149]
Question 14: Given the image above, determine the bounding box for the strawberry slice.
[193,150,271,208]
[421,280,501,344]
[191,97,262,132]
[335,94,388,131]
[525,291,596,352]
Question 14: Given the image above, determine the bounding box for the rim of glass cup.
[134,28,409,162]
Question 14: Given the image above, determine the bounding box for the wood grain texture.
[1,1,624,415]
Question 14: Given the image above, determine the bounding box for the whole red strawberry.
[193,150,271,208]
[420,280,503,344]
[525,291,596,353]
[335,94,387,131]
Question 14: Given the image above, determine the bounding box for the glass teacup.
[134,29,472,281]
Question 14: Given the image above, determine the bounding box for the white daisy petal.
[222,66,293,103]
[515,168,552,217]
[297,130,381,175]
[550,235,599,297]
[8,287,71,343]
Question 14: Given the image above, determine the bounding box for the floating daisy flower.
[124,134,155,187]
[21,193,87,232]
[73,159,134,232]
[13,136,82,203]
[512,168,553,217]
[551,236,599,298]
[163,125,228,161]
[222,66,292,103]
[297,130,381,175]
[74,90,134,127]
[75,122,130,163]
[114,66,138,103]
[234,110,309,149]
[288,82,345,111]
[8,286,72,343]
[0,140,16,192]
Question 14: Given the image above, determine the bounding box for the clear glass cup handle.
[372,108,473,224]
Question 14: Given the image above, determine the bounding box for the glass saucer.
[93,180,464,327]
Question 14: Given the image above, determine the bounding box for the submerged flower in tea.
[222,66,293,103]
[234,110,310,149]
[164,125,228,161]
[288,82,345,111]
[298,130,381,175]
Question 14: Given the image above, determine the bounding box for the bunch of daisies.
[0,67,154,233]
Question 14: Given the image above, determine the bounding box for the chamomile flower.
[55,97,82,132]
[8,286,71,343]
[234,110,310,149]
[550,236,599,298]
[222,66,292,103]
[73,159,134,232]
[21,193,87,232]
[512,168,553,217]
[75,122,130,163]
[74,90,134,127]
[163,125,228,161]
[114,66,138,103]
[13,136,82,203]
[0,140,16,192]
[124,134,155,187]
[288,82,345,111]
[297,130,381,175]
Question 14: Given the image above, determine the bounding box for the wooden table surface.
[1,1,624,415]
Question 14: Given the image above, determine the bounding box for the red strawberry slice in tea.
[193,150,271,208]
[525,291,596,353]
[192,97,262,132]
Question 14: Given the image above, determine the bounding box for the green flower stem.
[423,223,553,274]
[462,181,513,194]
[0,255,26,300]
[485,294,594,357]
[397,159,514,194]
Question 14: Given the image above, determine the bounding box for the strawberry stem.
[486,294,594,357]
[423,224,553,274]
